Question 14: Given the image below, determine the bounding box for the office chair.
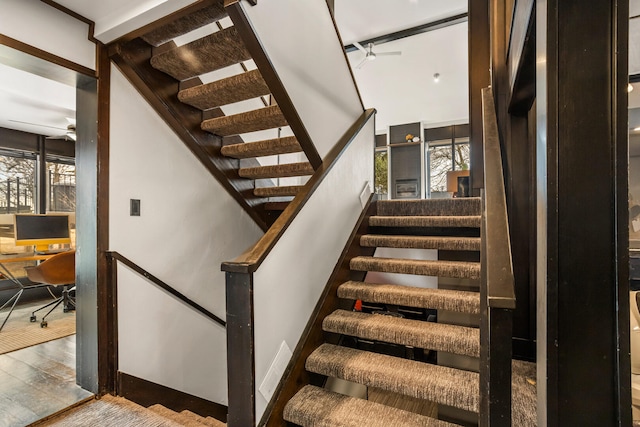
[25,250,76,328]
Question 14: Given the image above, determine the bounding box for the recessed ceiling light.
[629,83,634,93]
[433,73,440,83]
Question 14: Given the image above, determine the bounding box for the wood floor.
[0,335,93,427]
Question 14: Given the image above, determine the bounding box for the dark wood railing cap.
[482,87,516,310]
[221,109,376,275]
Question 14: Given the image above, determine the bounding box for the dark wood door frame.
[0,35,116,395]
[536,0,631,424]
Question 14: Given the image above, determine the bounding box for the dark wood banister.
[221,109,375,274]
[481,87,516,309]
[106,251,226,328]
[479,86,515,426]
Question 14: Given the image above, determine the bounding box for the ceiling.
[1,0,639,139]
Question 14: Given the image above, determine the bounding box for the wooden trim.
[344,13,468,52]
[118,372,228,422]
[96,44,116,395]
[109,38,270,231]
[260,196,376,427]
[221,109,375,274]
[481,88,515,309]
[225,272,255,427]
[0,34,96,77]
[39,0,97,43]
[324,0,364,110]
[225,1,323,169]
[108,251,226,328]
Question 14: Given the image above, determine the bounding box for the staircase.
[38,395,226,426]
[114,0,315,227]
[283,197,486,426]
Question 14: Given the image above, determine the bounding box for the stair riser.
[377,198,481,216]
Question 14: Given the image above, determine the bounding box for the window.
[425,125,470,196]
[374,150,388,198]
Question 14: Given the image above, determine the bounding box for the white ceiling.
[2,0,640,140]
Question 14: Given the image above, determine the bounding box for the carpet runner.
[283,198,537,426]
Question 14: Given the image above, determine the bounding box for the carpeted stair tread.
[180,410,226,427]
[306,344,479,413]
[323,309,479,357]
[361,234,481,251]
[254,185,304,197]
[201,105,288,136]
[350,256,481,280]
[370,215,481,228]
[141,3,227,46]
[377,198,481,216]
[178,69,270,110]
[148,404,206,426]
[220,136,302,159]
[337,281,480,314]
[283,385,456,427]
[150,26,251,81]
[239,162,314,179]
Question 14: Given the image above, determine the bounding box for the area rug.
[0,299,75,355]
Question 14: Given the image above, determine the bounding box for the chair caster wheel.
[40,321,47,328]
[30,315,36,322]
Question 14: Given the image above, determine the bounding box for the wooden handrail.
[221,109,375,274]
[107,251,226,328]
[481,87,516,309]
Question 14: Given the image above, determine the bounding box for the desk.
[0,253,58,332]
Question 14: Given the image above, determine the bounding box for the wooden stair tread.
[369,215,481,228]
[323,309,480,357]
[254,185,304,197]
[201,105,288,136]
[284,385,457,427]
[220,136,301,159]
[141,3,227,47]
[150,26,251,81]
[377,198,481,216]
[350,256,481,280]
[360,234,481,251]
[178,69,270,110]
[239,161,313,179]
[306,344,479,413]
[337,281,480,314]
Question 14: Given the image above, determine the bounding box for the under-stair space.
[282,198,536,426]
[112,0,315,228]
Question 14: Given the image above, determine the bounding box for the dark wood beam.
[345,13,468,53]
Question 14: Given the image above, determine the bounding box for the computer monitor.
[14,214,71,253]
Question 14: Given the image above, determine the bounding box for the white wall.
[240,0,363,159]
[252,116,375,418]
[0,0,95,71]
[109,66,263,404]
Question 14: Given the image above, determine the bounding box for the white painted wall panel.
[110,66,263,404]
[252,117,375,418]
[0,0,95,71]
[240,0,363,159]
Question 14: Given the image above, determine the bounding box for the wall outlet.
[258,341,292,401]
[359,181,372,209]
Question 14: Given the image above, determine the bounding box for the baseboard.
[117,371,227,422]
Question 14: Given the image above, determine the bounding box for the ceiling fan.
[9,118,76,141]
[353,42,402,69]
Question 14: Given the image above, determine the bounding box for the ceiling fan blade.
[356,57,369,69]
[376,51,402,57]
[8,120,66,131]
[353,42,367,54]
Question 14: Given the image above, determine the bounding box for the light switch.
[130,199,140,216]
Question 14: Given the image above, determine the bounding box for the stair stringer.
[109,38,271,231]
[257,198,377,427]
